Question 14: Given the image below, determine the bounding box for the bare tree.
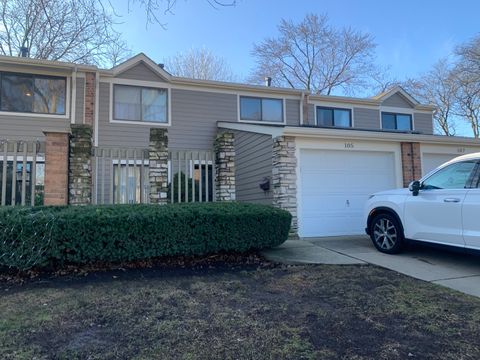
[250,13,378,95]
[401,61,458,136]
[454,36,480,137]
[454,71,480,138]
[164,47,236,81]
[0,0,129,67]
[129,0,236,27]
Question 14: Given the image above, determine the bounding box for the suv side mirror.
[409,180,421,196]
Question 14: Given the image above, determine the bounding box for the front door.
[404,160,477,247]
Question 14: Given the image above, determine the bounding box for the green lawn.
[1,264,480,359]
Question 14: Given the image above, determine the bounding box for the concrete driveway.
[263,236,480,298]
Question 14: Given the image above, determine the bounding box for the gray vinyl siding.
[381,93,413,108]
[232,129,273,205]
[0,115,70,140]
[353,108,380,129]
[169,89,237,150]
[74,78,85,124]
[414,112,434,134]
[117,62,168,82]
[285,99,300,125]
[97,85,237,150]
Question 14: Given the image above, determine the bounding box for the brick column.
[401,142,422,187]
[69,125,93,205]
[43,131,69,205]
[149,128,169,204]
[214,132,236,201]
[84,72,96,126]
[272,136,298,238]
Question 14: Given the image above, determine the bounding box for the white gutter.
[300,92,305,125]
[283,126,480,146]
[71,66,77,125]
[94,71,100,146]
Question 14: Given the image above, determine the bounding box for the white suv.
[365,153,480,254]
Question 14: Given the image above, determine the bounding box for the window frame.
[112,83,169,124]
[381,112,413,131]
[421,160,479,190]
[315,106,352,128]
[238,95,285,124]
[0,71,68,118]
[109,80,171,126]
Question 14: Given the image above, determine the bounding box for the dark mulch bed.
[1,256,480,359]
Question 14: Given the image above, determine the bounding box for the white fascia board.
[283,126,480,146]
[217,121,284,137]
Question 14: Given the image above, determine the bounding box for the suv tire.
[369,213,404,254]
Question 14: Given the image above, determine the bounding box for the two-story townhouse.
[1,53,479,238]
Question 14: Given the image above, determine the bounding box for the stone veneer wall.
[401,142,422,187]
[149,128,169,204]
[272,136,298,238]
[214,132,236,201]
[69,125,93,205]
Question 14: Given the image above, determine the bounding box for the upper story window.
[113,84,168,123]
[381,112,412,131]
[316,107,352,127]
[0,72,66,115]
[239,96,283,123]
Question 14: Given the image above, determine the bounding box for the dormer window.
[381,112,412,131]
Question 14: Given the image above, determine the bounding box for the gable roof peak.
[372,85,419,106]
[111,53,171,81]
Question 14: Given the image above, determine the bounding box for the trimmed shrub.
[0,202,291,270]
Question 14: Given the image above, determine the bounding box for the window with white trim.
[0,72,66,114]
[239,96,283,122]
[381,112,412,131]
[113,84,168,123]
[316,107,352,127]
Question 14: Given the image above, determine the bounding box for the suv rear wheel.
[370,213,404,254]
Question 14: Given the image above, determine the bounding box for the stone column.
[401,142,422,187]
[69,125,93,205]
[149,128,169,204]
[43,131,70,206]
[272,136,298,238]
[214,132,236,201]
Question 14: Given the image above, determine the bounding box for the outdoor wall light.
[259,177,270,192]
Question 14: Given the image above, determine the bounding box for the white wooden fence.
[93,147,216,205]
[0,140,44,206]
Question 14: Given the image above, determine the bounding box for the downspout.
[71,65,77,125]
[300,92,305,125]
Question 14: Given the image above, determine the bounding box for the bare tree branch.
[249,13,378,96]
[0,0,130,67]
[164,47,237,81]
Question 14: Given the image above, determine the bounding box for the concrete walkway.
[262,236,480,298]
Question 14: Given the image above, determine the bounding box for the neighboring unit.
[0,53,479,238]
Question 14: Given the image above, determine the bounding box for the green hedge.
[0,202,291,270]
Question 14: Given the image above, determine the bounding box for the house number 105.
[345,143,354,149]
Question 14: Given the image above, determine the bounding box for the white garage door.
[299,149,397,237]
[422,153,462,176]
